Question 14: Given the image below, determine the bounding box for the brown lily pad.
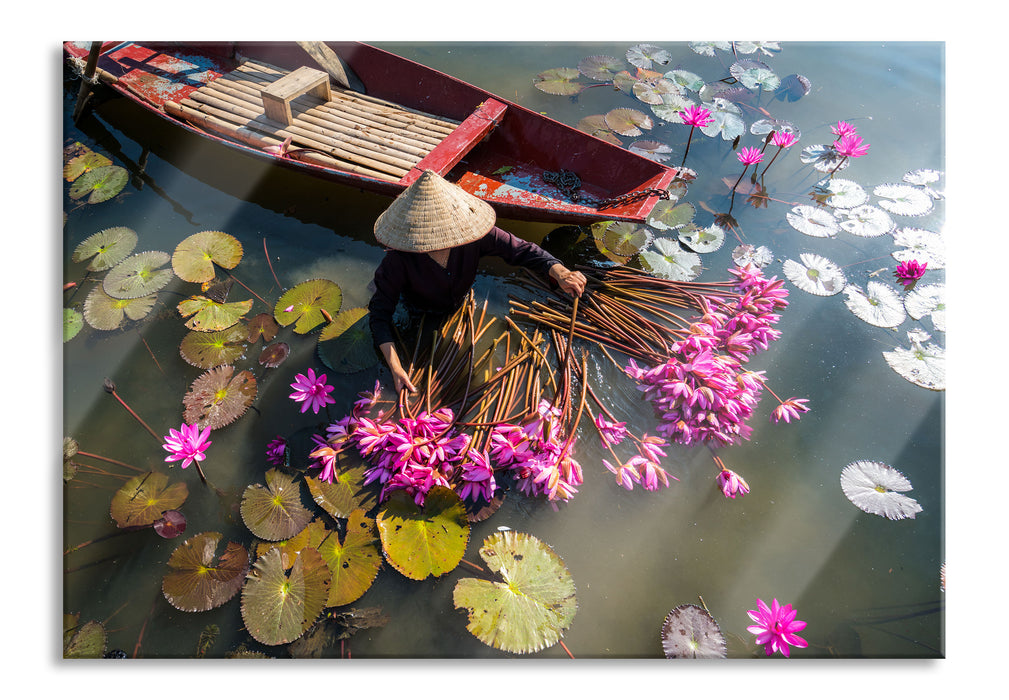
[162,531,250,612]
[182,365,257,429]
[110,471,189,529]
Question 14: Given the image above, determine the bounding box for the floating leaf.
[838,205,894,238]
[240,468,314,541]
[816,178,867,209]
[103,251,173,299]
[904,283,945,332]
[843,282,906,328]
[177,295,254,332]
[376,486,470,581]
[110,471,189,529]
[63,145,112,181]
[317,308,377,373]
[729,59,780,91]
[840,460,923,520]
[604,108,652,137]
[179,324,248,369]
[248,312,280,342]
[172,230,244,283]
[183,364,257,429]
[799,144,846,173]
[775,74,811,102]
[162,532,250,612]
[650,93,696,124]
[750,118,800,141]
[63,308,83,342]
[882,329,945,390]
[891,227,945,269]
[63,617,107,658]
[626,44,671,70]
[68,164,128,204]
[783,253,846,296]
[577,55,623,81]
[533,67,583,96]
[153,510,187,538]
[647,200,695,231]
[733,41,781,56]
[72,227,138,271]
[874,183,934,216]
[83,285,157,330]
[678,223,725,253]
[903,168,944,199]
[688,41,732,57]
[259,341,290,369]
[629,140,672,163]
[275,279,343,334]
[664,69,704,93]
[699,99,745,141]
[732,243,774,268]
[786,205,839,238]
[592,221,653,263]
[661,604,727,658]
[633,77,680,106]
[640,238,702,281]
[453,530,577,655]
[316,509,383,607]
[305,461,379,519]
[575,115,622,146]
[241,547,331,646]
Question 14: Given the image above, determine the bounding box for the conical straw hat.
[374,170,496,253]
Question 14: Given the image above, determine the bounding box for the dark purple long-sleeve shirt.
[368,226,561,347]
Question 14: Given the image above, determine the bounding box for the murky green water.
[60,41,943,660]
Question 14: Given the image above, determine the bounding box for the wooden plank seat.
[167,59,505,185]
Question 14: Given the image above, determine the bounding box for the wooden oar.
[297,41,366,93]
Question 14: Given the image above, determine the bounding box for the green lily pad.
[305,461,378,519]
[647,200,695,231]
[240,468,313,542]
[640,238,702,281]
[110,471,190,529]
[575,115,622,146]
[63,615,107,658]
[533,67,583,96]
[103,251,174,299]
[177,295,254,332]
[241,547,331,646]
[254,517,331,563]
[577,55,623,81]
[316,509,383,607]
[317,308,377,373]
[376,486,470,581]
[182,364,257,429]
[664,69,705,93]
[604,107,653,137]
[83,285,157,331]
[162,532,250,612]
[63,144,112,181]
[63,308,83,342]
[633,77,680,106]
[661,604,726,658]
[68,164,129,204]
[729,59,780,91]
[179,324,248,369]
[699,99,745,141]
[453,530,577,655]
[172,230,244,283]
[626,43,671,70]
[592,221,653,264]
[678,223,725,253]
[649,93,695,124]
[72,226,138,271]
[274,279,343,334]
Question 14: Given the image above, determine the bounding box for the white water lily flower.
[840,460,923,520]
[787,205,839,238]
[874,183,934,216]
[838,204,894,237]
[882,329,945,390]
[843,281,906,328]
[904,283,945,332]
[783,253,846,296]
[892,227,945,269]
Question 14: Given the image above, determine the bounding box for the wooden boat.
[64,41,679,225]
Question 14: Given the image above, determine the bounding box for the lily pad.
[688,41,732,57]
[83,285,157,330]
[729,59,780,91]
[533,67,583,96]
[783,253,846,296]
[172,230,244,283]
[604,108,653,137]
[316,509,383,607]
[248,312,280,342]
[647,200,695,231]
[177,295,254,332]
[629,140,672,163]
[640,238,702,281]
[453,530,577,655]
[843,282,907,328]
[305,462,379,519]
[103,251,174,299]
[626,44,671,70]
[799,144,846,173]
[838,205,894,238]
[882,329,945,390]
[241,547,331,646]
[68,164,129,204]
[63,145,112,181]
[698,99,745,141]
[153,510,187,538]
[873,183,934,216]
[63,616,107,658]
[664,69,705,93]
[775,74,812,102]
[240,468,314,541]
[633,77,680,106]
[816,178,867,209]
[786,205,839,238]
[678,223,725,253]
[732,243,774,269]
[891,227,945,269]
[254,518,331,563]
[376,486,470,581]
[750,118,800,141]
[63,308,83,342]
[840,460,923,520]
[904,283,945,332]
[72,227,138,271]
[183,364,257,429]
[110,471,189,529]
[317,308,377,373]
[592,221,653,263]
[575,115,622,146]
[162,531,250,612]
[259,341,291,369]
[179,324,248,369]
[661,604,727,658]
[275,279,343,334]
[650,94,696,124]
[577,55,623,81]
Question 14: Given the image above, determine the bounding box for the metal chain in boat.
[542,169,670,210]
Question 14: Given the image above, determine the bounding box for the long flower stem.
[680,125,696,167]
[728,164,750,212]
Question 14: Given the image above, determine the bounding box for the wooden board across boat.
[64,41,680,225]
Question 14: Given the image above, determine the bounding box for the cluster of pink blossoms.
[626,265,792,447]
[489,400,584,502]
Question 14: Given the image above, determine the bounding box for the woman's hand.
[549,264,587,297]
[379,342,417,394]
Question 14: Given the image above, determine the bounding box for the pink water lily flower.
[746,598,808,657]
[716,468,749,498]
[894,259,927,287]
[594,414,628,447]
[162,422,212,470]
[265,436,288,466]
[830,120,858,138]
[834,133,870,159]
[681,104,713,128]
[771,131,798,148]
[770,397,810,424]
[736,147,764,165]
[289,367,336,414]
